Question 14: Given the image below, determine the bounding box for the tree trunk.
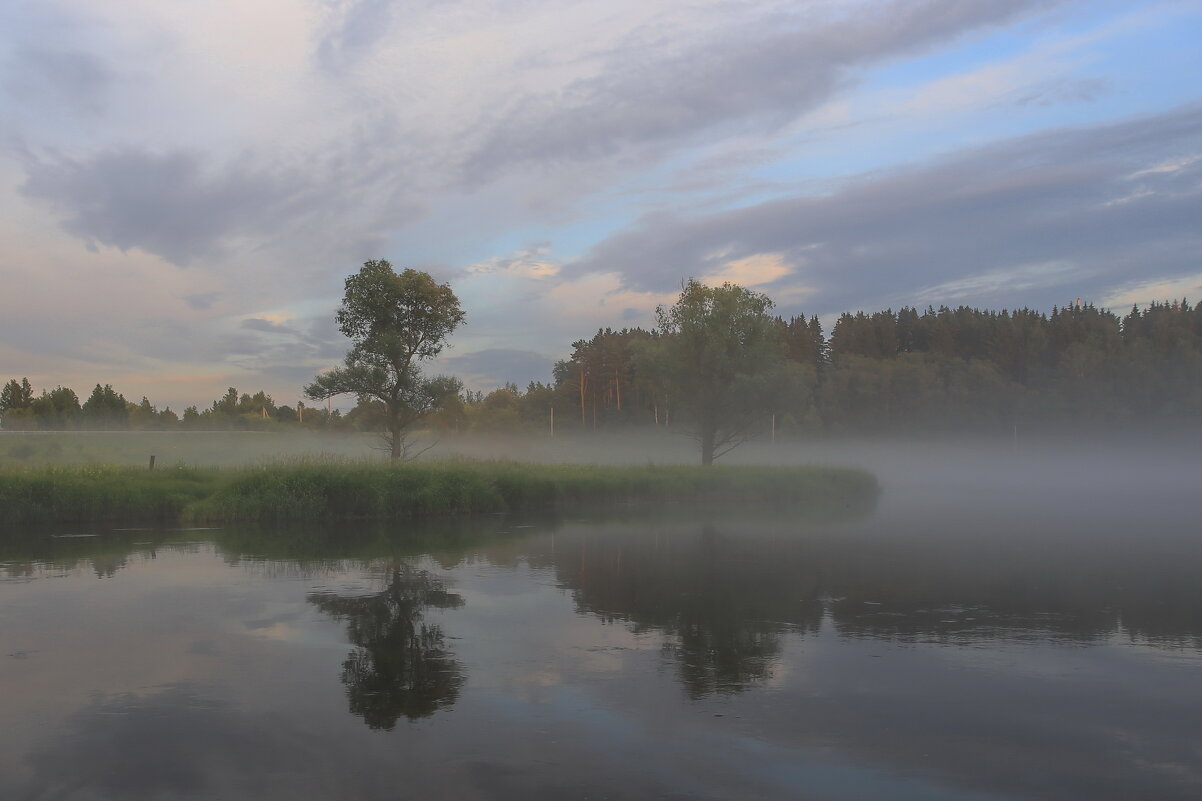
[700,424,715,466]
[579,366,586,426]
[389,421,402,461]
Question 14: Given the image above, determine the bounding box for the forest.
[3,299,1200,438]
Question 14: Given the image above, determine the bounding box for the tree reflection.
[308,563,464,729]
[666,624,781,699]
[535,525,825,698]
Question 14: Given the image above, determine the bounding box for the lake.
[2,444,1200,800]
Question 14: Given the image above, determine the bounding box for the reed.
[0,458,878,525]
[0,463,217,525]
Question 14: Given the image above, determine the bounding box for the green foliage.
[0,378,34,413]
[335,260,466,359]
[514,297,1202,437]
[648,279,800,465]
[82,384,129,429]
[306,260,466,460]
[0,459,877,525]
[30,386,82,430]
[2,407,37,431]
[0,464,217,524]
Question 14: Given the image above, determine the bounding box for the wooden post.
[148,455,156,471]
[771,414,776,444]
[550,405,555,438]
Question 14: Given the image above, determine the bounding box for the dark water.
[2,459,1201,800]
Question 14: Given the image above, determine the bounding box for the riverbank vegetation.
[0,459,878,526]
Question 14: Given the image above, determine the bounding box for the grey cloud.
[18,131,423,275]
[184,292,222,310]
[255,362,334,390]
[220,314,347,379]
[440,348,554,388]
[316,0,401,72]
[569,104,1202,315]
[3,46,112,117]
[21,149,306,265]
[0,312,202,368]
[462,0,1058,181]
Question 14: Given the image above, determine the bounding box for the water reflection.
[4,499,1202,800]
[308,564,465,729]
[521,524,822,696]
[514,518,1202,697]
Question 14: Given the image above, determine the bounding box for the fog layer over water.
[1,437,1200,800]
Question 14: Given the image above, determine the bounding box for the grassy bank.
[0,459,878,526]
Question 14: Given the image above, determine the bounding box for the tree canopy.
[305,260,465,460]
[645,279,797,465]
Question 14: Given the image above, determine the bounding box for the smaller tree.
[305,260,465,460]
[1,378,34,413]
[645,279,798,465]
[82,384,129,429]
[30,386,82,430]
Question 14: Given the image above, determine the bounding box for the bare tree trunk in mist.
[390,421,402,461]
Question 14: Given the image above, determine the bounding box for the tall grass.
[0,458,878,526]
[0,464,218,525]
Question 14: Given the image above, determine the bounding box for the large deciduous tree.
[645,279,797,465]
[305,260,465,460]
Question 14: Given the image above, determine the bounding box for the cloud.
[1101,272,1202,310]
[20,149,305,265]
[316,0,401,73]
[0,0,1196,405]
[241,317,297,335]
[439,348,557,389]
[461,0,1059,181]
[569,103,1202,314]
[184,292,222,311]
[466,242,560,279]
[2,46,112,118]
[700,252,795,289]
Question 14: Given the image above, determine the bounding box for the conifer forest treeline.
[3,300,1200,437]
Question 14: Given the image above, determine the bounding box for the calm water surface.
[2,456,1200,800]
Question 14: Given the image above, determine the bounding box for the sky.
[1,0,1200,409]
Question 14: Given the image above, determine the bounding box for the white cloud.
[701,252,796,288]
[1101,272,1202,309]
[914,261,1084,306]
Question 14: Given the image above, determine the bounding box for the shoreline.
[0,459,879,526]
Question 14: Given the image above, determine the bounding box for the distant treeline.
[0,383,343,432]
[461,299,1202,434]
[4,300,1200,435]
